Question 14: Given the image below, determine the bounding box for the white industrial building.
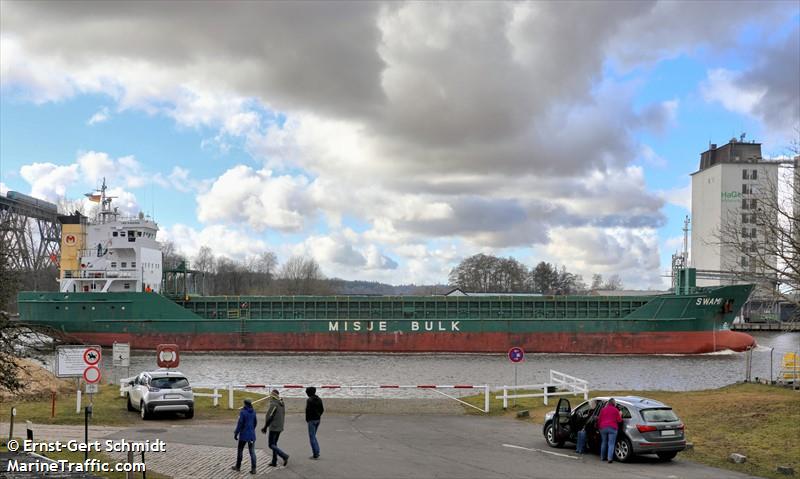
[690,138,780,288]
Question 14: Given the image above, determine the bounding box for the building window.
[741,213,749,224]
[750,213,757,224]
[742,169,749,179]
[751,199,757,210]
[741,257,748,267]
[742,199,748,209]
[751,169,757,180]
[750,243,758,253]
[751,227,757,238]
[742,227,749,238]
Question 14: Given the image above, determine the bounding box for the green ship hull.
[17,283,756,354]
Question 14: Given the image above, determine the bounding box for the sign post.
[507,347,525,408]
[56,346,102,412]
[112,342,130,384]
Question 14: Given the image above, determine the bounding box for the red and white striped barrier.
[197,383,491,413]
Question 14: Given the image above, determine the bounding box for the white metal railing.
[496,370,589,409]
[120,380,491,413]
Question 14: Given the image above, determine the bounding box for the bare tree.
[279,255,326,295]
[716,140,799,321]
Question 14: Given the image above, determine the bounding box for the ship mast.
[96,178,118,224]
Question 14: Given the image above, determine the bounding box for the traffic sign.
[85,383,99,394]
[156,344,180,368]
[83,366,101,384]
[83,347,101,366]
[112,343,130,367]
[56,346,102,377]
[508,347,525,363]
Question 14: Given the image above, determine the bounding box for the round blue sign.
[508,347,524,363]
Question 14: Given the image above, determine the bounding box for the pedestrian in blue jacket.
[233,398,258,474]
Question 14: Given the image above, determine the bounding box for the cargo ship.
[17,183,756,354]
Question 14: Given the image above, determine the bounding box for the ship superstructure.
[58,180,162,294]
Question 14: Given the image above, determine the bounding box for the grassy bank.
[463,383,799,479]
[0,384,267,427]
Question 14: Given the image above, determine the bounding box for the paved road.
[10,416,759,479]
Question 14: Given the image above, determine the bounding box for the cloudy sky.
[1,1,798,288]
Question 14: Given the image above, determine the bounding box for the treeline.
[448,253,623,294]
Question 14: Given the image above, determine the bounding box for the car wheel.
[544,423,564,448]
[614,436,633,463]
[140,402,149,420]
[185,407,194,419]
[126,395,135,412]
[657,451,677,461]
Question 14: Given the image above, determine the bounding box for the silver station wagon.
[543,396,686,462]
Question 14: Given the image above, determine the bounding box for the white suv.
[126,370,194,419]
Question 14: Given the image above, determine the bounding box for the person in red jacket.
[597,398,622,463]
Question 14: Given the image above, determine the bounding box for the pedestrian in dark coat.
[261,389,289,467]
[233,399,258,474]
[305,387,325,459]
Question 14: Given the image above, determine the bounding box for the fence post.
[228,385,234,410]
[213,388,219,408]
[502,386,508,410]
[126,451,134,479]
[543,386,548,406]
[484,385,490,413]
[583,385,588,400]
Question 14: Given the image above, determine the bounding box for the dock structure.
[731,322,800,332]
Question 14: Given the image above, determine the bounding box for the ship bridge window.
[122,262,127,268]
[111,262,117,268]
[132,261,137,268]
[137,231,142,237]
[113,231,118,237]
[128,234,135,242]
[124,283,130,289]
[120,231,126,236]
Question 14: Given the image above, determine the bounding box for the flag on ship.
[85,193,101,202]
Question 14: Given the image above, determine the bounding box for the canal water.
[118,332,798,398]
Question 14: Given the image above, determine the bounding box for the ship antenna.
[682,215,690,265]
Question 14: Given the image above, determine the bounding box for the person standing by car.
[305,387,324,459]
[598,398,622,463]
[233,399,257,474]
[261,389,289,467]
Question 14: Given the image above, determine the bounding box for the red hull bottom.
[69,331,755,354]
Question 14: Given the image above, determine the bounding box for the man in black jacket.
[305,387,324,459]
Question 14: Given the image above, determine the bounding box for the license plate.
[661,429,676,436]
[163,394,182,400]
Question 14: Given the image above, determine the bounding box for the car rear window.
[151,377,189,389]
[641,408,679,422]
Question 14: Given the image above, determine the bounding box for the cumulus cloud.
[87,106,110,125]
[19,162,79,201]
[196,165,315,232]
[160,224,269,260]
[2,1,795,285]
[702,27,800,136]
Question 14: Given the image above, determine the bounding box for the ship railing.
[496,369,589,409]
[175,383,492,413]
[64,269,137,279]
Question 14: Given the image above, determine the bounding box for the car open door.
[553,398,572,443]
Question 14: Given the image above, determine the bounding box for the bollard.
[8,407,16,442]
[84,406,92,462]
[76,390,82,413]
[25,421,33,441]
[502,386,508,410]
[141,450,146,479]
[126,451,134,479]
[228,385,234,409]
[213,388,219,407]
[51,391,56,418]
[484,385,490,413]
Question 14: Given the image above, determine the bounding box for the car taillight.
[636,424,657,433]
[148,386,160,392]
